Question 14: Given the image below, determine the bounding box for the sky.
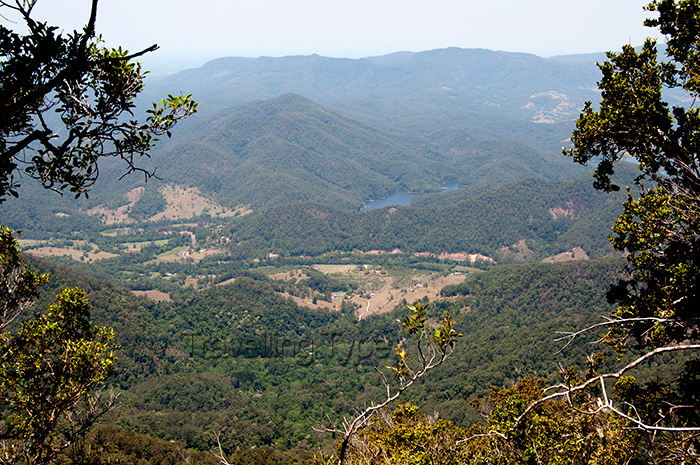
[20,0,663,72]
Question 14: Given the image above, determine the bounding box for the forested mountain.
[144,47,602,124]
[222,165,635,261]
[138,46,602,170]
[149,94,449,209]
[146,94,583,209]
[0,92,585,223]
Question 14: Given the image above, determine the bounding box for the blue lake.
[361,183,460,212]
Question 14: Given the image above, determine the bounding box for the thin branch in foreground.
[210,431,232,465]
[553,316,679,353]
[458,343,700,447]
[312,302,461,465]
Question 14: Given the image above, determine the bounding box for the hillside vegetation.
[24,253,625,461]
[143,48,602,123]
[0,43,663,463]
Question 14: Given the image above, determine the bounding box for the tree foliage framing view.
[1,0,195,462]
[559,1,700,456]
[566,0,700,353]
[0,0,197,202]
[310,302,462,465]
[0,244,118,464]
[454,1,700,463]
[564,0,700,413]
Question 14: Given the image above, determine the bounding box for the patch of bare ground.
[360,249,403,255]
[27,244,118,263]
[413,251,495,265]
[542,247,589,263]
[311,264,357,274]
[86,184,251,225]
[216,277,237,287]
[256,264,469,317]
[119,244,143,253]
[17,239,43,248]
[353,272,467,319]
[87,187,143,225]
[278,265,463,319]
[132,290,171,302]
[523,91,577,124]
[166,246,225,264]
[150,185,249,221]
[100,227,137,237]
[549,200,578,220]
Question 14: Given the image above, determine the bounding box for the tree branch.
[459,343,700,448]
[553,316,683,353]
[312,303,461,465]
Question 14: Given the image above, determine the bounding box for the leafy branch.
[312,301,462,465]
[0,0,197,201]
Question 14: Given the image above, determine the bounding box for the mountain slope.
[0,92,589,232]
[145,94,582,210]
[150,94,449,209]
[223,165,638,261]
[145,47,601,125]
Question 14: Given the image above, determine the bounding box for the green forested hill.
[151,94,449,209]
[148,94,583,210]
[0,93,583,222]
[408,257,624,425]
[0,157,626,262]
[0,47,602,240]
[223,166,635,261]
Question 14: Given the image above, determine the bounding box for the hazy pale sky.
[23,0,662,70]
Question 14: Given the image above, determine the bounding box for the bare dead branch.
[553,316,680,353]
[459,343,700,448]
[210,431,232,465]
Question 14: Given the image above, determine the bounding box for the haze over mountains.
[130,47,604,208]
[2,46,625,264]
[147,47,602,122]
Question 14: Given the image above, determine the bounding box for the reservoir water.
[361,183,460,212]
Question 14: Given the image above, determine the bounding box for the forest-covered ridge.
[0,162,637,283]
[0,91,625,272]
[222,164,637,262]
[0,93,586,216]
[143,47,603,123]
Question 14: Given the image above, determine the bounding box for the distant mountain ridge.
[143,47,602,124]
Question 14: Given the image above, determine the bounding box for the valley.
[0,45,659,463]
